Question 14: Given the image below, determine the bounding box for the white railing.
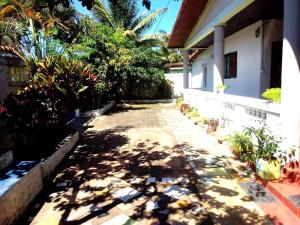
[183,89,282,137]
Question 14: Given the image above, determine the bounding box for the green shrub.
[261,88,281,103]
[229,131,254,162]
[2,56,97,148]
[244,125,281,162]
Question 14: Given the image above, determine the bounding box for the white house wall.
[165,69,192,96]
[224,20,262,98]
[191,46,214,91]
[191,21,263,98]
[165,72,184,96]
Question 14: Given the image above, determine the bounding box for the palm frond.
[132,7,167,34]
[0,45,26,62]
[92,0,115,29]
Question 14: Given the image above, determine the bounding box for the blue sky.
[72,0,182,35]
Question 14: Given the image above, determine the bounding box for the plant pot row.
[177,102,281,181]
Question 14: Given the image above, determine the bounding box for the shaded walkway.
[17,103,275,225]
[20,104,211,225]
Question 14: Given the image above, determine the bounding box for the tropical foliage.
[2,56,97,147]
[92,0,167,40]
[0,0,174,155]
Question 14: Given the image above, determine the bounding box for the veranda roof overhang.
[167,0,208,49]
[168,0,283,50]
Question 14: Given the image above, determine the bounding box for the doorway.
[270,41,282,88]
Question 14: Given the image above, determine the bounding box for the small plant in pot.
[216,84,229,94]
[228,131,254,161]
[187,107,199,119]
[180,104,190,114]
[245,125,281,180]
[261,88,281,103]
[176,97,184,108]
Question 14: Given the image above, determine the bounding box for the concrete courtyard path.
[19,103,272,225]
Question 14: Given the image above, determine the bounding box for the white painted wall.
[224,20,262,98]
[165,73,183,96]
[191,21,263,98]
[191,46,214,91]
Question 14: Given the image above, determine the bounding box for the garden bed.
[0,131,79,225]
[14,126,77,161]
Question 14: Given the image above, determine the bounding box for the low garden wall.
[183,89,281,136]
[0,131,79,225]
[125,99,175,104]
[81,101,115,117]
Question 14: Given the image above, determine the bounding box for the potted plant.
[216,84,229,94]
[187,107,198,119]
[245,125,281,180]
[261,88,281,103]
[228,131,255,167]
[180,103,190,114]
[176,95,184,108]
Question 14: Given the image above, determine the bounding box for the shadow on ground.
[16,104,273,225]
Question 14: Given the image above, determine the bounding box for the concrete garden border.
[0,131,79,225]
[125,99,175,104]
[41,131,79,180]
[81,101,115,117]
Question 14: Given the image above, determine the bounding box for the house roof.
[164,63,183,68]
[189,49,205,61]
[167,0,208,48]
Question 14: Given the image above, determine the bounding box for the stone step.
[239,181,300,225]
[259,180,300,220]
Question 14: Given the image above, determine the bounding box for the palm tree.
[141,31,182,64]
[92,0,167,39]
[0,0,80,59]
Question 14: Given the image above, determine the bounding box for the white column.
[183,50,189,89]
[213,25,225,91]
[281,0,300,158]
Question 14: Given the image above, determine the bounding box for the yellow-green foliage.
[176,97,184,106]
[229,132,254,161]
[261,88,281,103]
[187,107,197,115]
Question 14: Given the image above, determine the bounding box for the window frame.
[224,51,237,79]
